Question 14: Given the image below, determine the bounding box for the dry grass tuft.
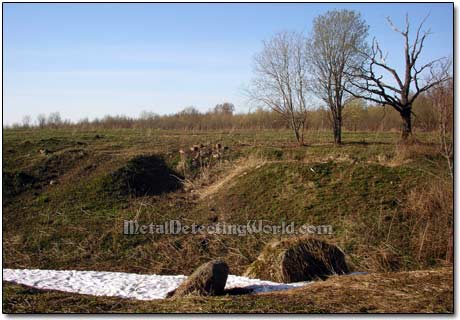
[381,142,437,167]
[404,179,453,265]
[363,245,402,272]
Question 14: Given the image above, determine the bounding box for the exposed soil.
[105,155,183,197]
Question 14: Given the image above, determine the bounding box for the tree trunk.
[333,116,342,145]
[292,125,301,146]
[294,127,305,146]
[291,118,305,146]
[300,122,305,146]
[401,107,412,140]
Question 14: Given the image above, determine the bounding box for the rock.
[167,260,229,298]
[244,237,349,283]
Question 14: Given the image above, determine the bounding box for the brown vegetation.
[404,179,453,265]
[3,267,452,313]
[6,92,448,134]
[245,237,349,282]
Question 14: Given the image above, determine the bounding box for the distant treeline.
[7,95,444,132]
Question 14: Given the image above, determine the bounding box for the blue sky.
[3,3,453,125]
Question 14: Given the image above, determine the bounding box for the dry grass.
[2,129,453,312]
[377,141,438,167]
[356,244,403,272]
[267,267,453,313]
[404,179,453,265]
[351,176,453,272]
[199,154,266,199]
[3,267,452,313]
[244,237,349,282]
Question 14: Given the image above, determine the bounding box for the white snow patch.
[3,268,309,300]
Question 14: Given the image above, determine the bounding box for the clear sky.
[3,3,453,125]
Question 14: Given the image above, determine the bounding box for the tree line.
[8,90,451,133]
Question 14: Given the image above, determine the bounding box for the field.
[2,128,453,313]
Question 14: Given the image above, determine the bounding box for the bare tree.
[37,114,47,128]
[179,106,200,116]
[307,10,369,144]
[139,110,158,120]
[347,14,451,140]
[427,71,453,178]
[22,115,31,128]
[48,112,63,128]
[249,31,310,145]
[214,102,235,116]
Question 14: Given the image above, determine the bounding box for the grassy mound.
[215,161,413,223]
[3,148,88,201]
[244,237,349,282]
[104,155,182,197]
[34,148,87,181]
[204,160,431,271]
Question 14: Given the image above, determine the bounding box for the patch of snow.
[348,271,369,276]
[3,268,309,301]
[226,274,308,294]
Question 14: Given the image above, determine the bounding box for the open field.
[2,128,453,313]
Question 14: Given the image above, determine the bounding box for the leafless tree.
[22,115,31,128]
[214,102,235,115]
[427,69,453,178]
[179,106,200,116]
[248,31,310,145]
[307,10,369,144]
[48,112,63,128]
[347,14,451,140]
[37,114,47,128]
[139,110,159,120]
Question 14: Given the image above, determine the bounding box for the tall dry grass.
[404,179,453,265]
